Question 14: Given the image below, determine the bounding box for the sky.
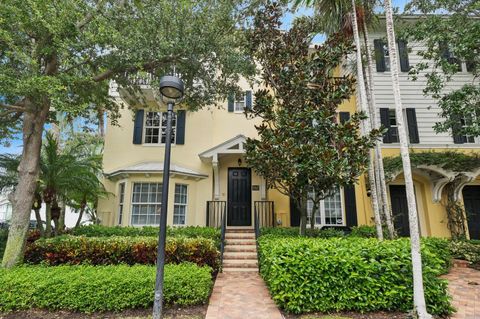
[0,0,409,156]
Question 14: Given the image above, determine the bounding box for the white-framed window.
[306,188,344,227]
[388,109,400,143]
[144,111,177,144]
[118,182,126,225]
[131,183,162,226]
[382,43,391,72]
[173,184,188,225]
[234,92,246,113]
[460,116,476,143]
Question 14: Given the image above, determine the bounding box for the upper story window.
[380,108,420,144]
[144,111,176,144]
[454,114,477,144]
[440,42,463,72]
[306,188,344,227]
[234,93,246,112]
[228,90,252,112]
[374,39,409,72]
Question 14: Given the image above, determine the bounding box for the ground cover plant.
[25,235,219,271]
[258,235,452,316]
[0,263,212,313]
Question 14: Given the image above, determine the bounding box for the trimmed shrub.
[70,225,220,242]
[258,236,452,315]
[349,225,377,238]
[449,240,480,268]
[25,235,219,271]
[260,227,345,238]
[0,263,212,313]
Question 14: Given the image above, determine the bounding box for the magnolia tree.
[0,0,259,268]
[244,3,380,235]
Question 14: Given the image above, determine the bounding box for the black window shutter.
[374,39,386,72]
[133,109,144,145]
[339,111,350,124]
[228,94,234,112]
[397,40,410,72]
[344,186,358,228]
[176,110,186,145]
[380,108,391,143]
[466,60,476,73]
[245,90,252,109]
[289,197,301,227]
[406,108,420,144]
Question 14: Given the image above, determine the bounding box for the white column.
[260,177,267,200]
[212,154,220,200]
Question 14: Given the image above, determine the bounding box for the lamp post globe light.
[153,75,184,319]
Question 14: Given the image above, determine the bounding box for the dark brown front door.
[390,185,410,237]
[228,168,251,226]
[463,186,480,240]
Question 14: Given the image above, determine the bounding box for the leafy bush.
[0,263,212,313]
[449,240,480,268]
[349,225,377,238]
[258,236,452,315]
[71,225,220,242]
[25,235,219,271]
[260,227,345,238]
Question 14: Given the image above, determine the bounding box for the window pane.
[131,183,162,225]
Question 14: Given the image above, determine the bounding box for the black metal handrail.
[206,201,227,272]
[220,208,226,272]
[254,201,275,230]
[206,201,226,228]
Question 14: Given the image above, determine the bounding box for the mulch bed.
[0,305,207,319]
[282,311,410,319]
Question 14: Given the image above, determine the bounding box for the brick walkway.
[443,265,480,319]
[205,272,283,319]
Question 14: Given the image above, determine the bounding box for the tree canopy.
[403,0,479,137]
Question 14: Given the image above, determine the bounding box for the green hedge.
[0,263,212,313]
[71,225,220,242]
[258,236,452,315]
[25,235,219,271]
[449,240,480,267]
[260,227,345,238]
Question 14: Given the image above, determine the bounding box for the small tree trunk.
[98,107,105,138]
[45,203,52,238]
[75,207,86,228]
[383,1,432,317]
[362,18,396,239]
[2,102,48,268]
[296,199,307,236]
[33,208,44,237]
[350,2,383,241]
[58,201,66,232]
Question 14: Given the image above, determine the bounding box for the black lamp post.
[153,75,184,319]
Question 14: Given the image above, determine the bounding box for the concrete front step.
[225,228,255,233]
[225,233,256,239]
[226,239,256,245]
[224,252,258,260]
[224,244,257,252]
[223,259,258,268]
[222,267,259,272]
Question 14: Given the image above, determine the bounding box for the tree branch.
[0,102,26,113]
[76,0,108,31]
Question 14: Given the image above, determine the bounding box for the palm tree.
[40,132,103,236]
[383,0,431,317]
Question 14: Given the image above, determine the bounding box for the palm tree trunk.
[45,203,52,238]
[362,18,396,239]
[75,207,86,228]
[383,1,431,317]
[350,1,383,241]
[58,201,66,232]
[2,102,48,268]
[33,208,44,237]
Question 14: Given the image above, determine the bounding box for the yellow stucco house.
[98,31,480,239]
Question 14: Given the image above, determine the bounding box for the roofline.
[105,169,208,179]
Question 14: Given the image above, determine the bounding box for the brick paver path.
[443,266,480,318]
[205,272,284,319]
